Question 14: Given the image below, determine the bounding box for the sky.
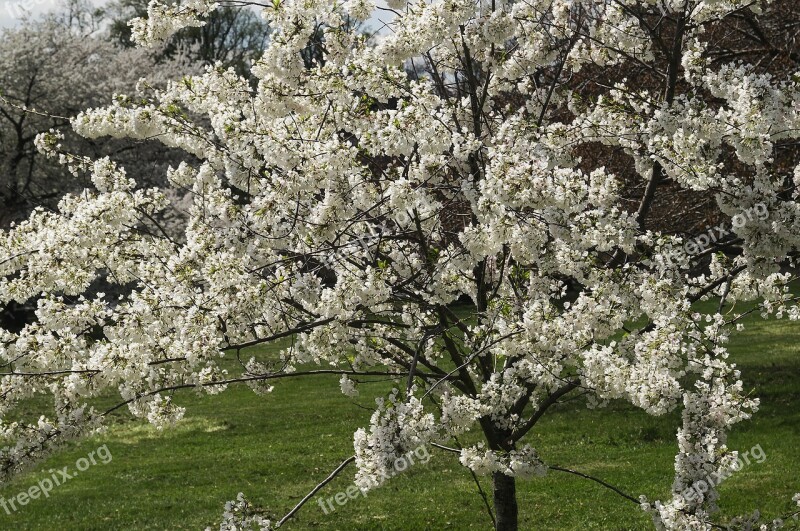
[0,0,106,28]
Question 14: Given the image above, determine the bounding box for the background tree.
[107,0,270,77]
[1,1,800,530]
[0,6,198,332]
[0,9,196,227]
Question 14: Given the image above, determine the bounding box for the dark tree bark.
[493,472,518,531]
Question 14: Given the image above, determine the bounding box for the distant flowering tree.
[1,0,799,529]
[0,13,196,227]
[106,0,271,78]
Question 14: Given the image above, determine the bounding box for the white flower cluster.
[459,444,546,479]
[353,389,439,491]
[130,0,219,47]
[214,493,271,531]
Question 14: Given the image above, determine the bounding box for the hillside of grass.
[0,298,798,530]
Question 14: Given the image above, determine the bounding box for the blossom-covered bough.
[1,0,800,529]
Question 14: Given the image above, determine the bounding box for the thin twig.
[548,465,639,504]
[276,455,355,528]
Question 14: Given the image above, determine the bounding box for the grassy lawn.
[1,298,798,530]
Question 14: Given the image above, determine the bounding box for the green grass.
[1,299,798,530]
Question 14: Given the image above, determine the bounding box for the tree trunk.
[492,472,518,531]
